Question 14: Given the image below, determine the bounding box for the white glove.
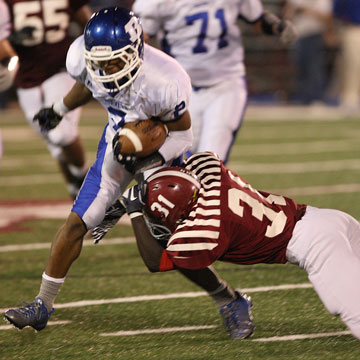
[278,20,298,45]
[0,56,19,91]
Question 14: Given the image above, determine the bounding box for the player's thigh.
[72,126,133,229]
[197,77,247,159]
[17,86,43,129]
[42,71,76,105]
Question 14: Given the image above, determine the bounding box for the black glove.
[277,20,298,44]
[121,181,148,215]
[8,26,36,46]
[112,132,138,172]
[33,106,63,132]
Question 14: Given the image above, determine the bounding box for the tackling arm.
[121,184,174,272]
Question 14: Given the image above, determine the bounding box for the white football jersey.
[0,0,11,40]
[133,0,264,87]
[66,35,192,147]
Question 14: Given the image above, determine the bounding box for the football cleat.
[219,292,255,339]
[4,297,54,331]
[92,200,126,244]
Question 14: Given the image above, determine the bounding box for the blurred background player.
[132,0,297,163]
[333,0,360,115]
[284,0,334,105]
[0,0,92,198]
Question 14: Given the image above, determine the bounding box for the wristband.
[130,212,143,219]
[53,99,70,117]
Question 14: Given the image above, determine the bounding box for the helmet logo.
[150,194,175,218]
[124,17,142,42]
[90,46,112,55]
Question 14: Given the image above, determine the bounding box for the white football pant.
[286,206,360,340]
[189,76,247,163]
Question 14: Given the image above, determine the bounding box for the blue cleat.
[219,291,255,339]
[4,297,54,331]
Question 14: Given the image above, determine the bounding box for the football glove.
[112,131,138,172]
[8,26,36,46]
[121,181,148,215]
[33,106,63,132]
[277,20,298,45]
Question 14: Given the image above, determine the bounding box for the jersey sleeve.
[66,35,87,83]
[0,0,11,40]
[238,0,264,23]
[165,230,224,270]
[133,0,165,36]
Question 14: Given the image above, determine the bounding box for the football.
[117,119,168,157]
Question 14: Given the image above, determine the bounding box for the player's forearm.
[131,215,164,272]
[63,81,93,111]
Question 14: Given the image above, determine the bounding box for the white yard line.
[2,139,358,169]
[100,325,217,337]
[228,159,360,174]
[1,160,359,187]
[0,283,313,314]
[100,327,351,340]
[0,237,135,253]
[231,139,359,156]
[252,330,351,342]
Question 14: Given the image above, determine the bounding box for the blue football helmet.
[84,7,144,93]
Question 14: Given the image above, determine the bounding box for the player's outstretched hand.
[112,131,138,172]
[278,20,298,44]
[33,107,63,132]
[121,181,148,215]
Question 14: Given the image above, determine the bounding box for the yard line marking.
[2,159,360,188]
[269,184,360,197]
[3,159,359,188]
[3,140,358,169]
[0,237,135,253]
[0,283,312,313]
[231,140,359,156]
[229,159,360,174]
[99,327,351,340]
[0,320,71,331]
[100,325,217,337]
[252,330,351,342]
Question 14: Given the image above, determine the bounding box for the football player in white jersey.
[4,7,193,332]
[0,0,92,199]
[133,0,297,162]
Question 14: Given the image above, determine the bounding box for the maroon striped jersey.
[165,152,307,270]
[4,0,88,88]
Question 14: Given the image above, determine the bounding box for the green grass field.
[1,104,360,359]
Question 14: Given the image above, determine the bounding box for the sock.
[208,280,237,308]
[37,272,65,312]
